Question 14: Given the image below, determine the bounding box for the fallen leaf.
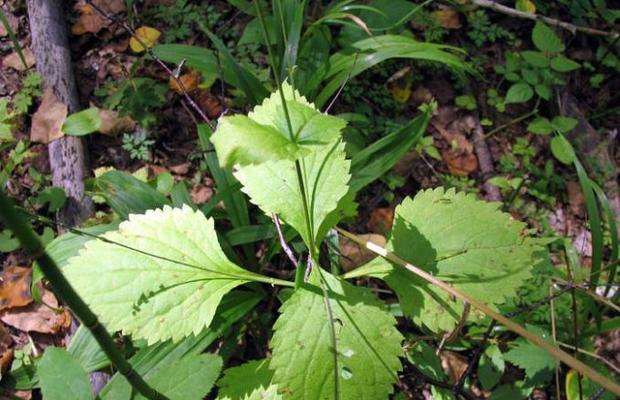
[98,108,136,135]
[196,89,224,118]
[440,350,469,383]
[0,288,71,334]
[339,233,386,272]
[566,181,584,216]
[367,208,394,236]
[432,7,461,29]
[3,48,35,71]
[0,322,13,378]
[190,185,213,205]
[130,26,161,53]
[431,107,478,176]
[442,147,478,176]
[515,0,536,14]
[30,88,68,144]
[71,0,125,35]
[170,162,190,175]
[169,70,201,94]
[387,66,412,104]
[410,86,433,107]
[0,266,32,311]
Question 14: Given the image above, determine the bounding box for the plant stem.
[0,191,168,400]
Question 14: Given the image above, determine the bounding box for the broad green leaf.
[33,187,66,211]
[62,108,101,136]
[99,290,262,399]
[68,326,109,373]
[217,359,276,400]
[550,55,580,72]
[212,83,346,168]
[505,83,533,104]
[521,51,548,68]
[353,188,541,332]
[135,354,222,400]
[152,44,218,76]
[270,270,403,399]
[532,22,564,53]
[38,347,93,400]
[527,117,553,135]
[551,116,577,133]
[504,326,555,381]
[95,170,169,220]
[64,205,262,343]
[235,140,350,246]
[550,135,575,165]
[534,84,551,100]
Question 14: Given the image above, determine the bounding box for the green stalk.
[255,0,317,287]
[0,9,27,70]
[0,191,168,400]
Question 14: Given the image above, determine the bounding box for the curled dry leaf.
[431,7,461,29]
[431,107,478,176]
[170,162,190,175]
[196,89,224,119]
[98,108,136,136]
[0,288,71,334]
[440,350,469,383]
[0,266,32,311]
[0,322,13,378]
[30,88,68,144]
[190,185,214,205]
[442,147,478,176]
[339,233,387,272]
[169,70,201,94]
[71,0,125,35]
[367,208,394,236]
[3,48,35,71]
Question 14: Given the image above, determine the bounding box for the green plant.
[466,9,514,47]
[122,132,155,161]
[492,22,580,110]
[143,0,221,43]
[0,72,43,142]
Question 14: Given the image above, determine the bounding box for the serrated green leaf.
[62,107,101,136]
[355,188,541,332]
[270,270,403,399]
[551,116,577,133]
[550,135,575,165]
[64,205,263,344]
[212,83,346,168]
[521,51,549,68]
[235,140,350,246]
[34,187,66,211]
[527,117,553,135]
[38,347,93,400]
[505,83,534,104]
[532,22,564,53]
[504,326,555,380]
[550,55,580,72]
[217,359,276,400]
[135,353,222,400]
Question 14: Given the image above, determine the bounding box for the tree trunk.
[27,0,93,228]
[27,0,106,393]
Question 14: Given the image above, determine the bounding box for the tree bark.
[27,0,93,228]
[27,0,105,393]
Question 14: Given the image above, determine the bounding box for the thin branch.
[471,0,619,38]
[272,213,299,267]
[558,342,620,375]
[83,0,214,129]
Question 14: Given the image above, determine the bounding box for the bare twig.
[558,342,620,375]
[471,0,619,38]
[83,0,214,129]
[271,213,298,267]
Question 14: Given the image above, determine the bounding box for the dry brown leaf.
[367,208,394,236]
[567,181,584,216]
[440,350,469,383]
[0,266,32,311]
[431,7,461,29]
[170,163,190,175]
[196,89,224,119]
[3,48,35,71]
[98,108,136,136]
[442,148,478,176]
[169,70,201,94]
[0,288,71,334]
[30,88,67,144]
[129,26,161,53]
[0,322,13,378]
[339,233,386,272]
[191,185,214,205]
[71,0,125,35]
